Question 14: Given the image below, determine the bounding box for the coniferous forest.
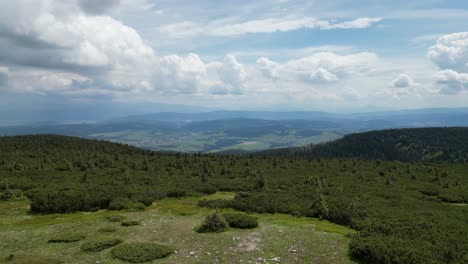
[0,133,467,263]
[261,127,468,163]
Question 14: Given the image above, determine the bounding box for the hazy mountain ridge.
[0,108,467,153]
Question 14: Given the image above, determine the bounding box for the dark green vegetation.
[106,215,126,222]
[0,134,467,263]
[195,213,228,233]
[48,232,86,243]
[223,213,259,229]
[264,127,468,163]
[121,220,140,226]
[80,237,123,252]
[110,242,174,263]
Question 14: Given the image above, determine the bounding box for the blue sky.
[1,0,468,121]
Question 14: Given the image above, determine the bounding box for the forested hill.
[0,134,148,155]
[261,127,468,163]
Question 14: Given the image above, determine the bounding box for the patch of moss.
[111,242,174,263]
[121,220,140,226]
[48,232,85,243]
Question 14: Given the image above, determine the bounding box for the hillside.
[0,135,467,263]
[262,127,468,163]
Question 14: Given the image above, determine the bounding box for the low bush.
[195,213,228,233]
[106,215,126,222]
[438,190,465,203]
[48,232,86,243]
[80,237,123,252]
[108,198,131,210]
[166,189,186,198]
[128,202,146,211]
[98,227,117,233]
[121,220,140,226]
[197,185,217,195]
[111,242,174,263]
[223,213,258,229]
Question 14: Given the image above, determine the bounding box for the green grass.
[81,237,123,252]
[3,254,63,264]
[0,193,355,263]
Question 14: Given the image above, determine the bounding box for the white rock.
[269,257,281,263]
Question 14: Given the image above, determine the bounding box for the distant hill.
[261,127,468,163]
[1,108,468,153]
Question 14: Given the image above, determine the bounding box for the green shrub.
[195,213,228,233]
[166,189,186,198]
[128,202,146,211]
[223,213,258,229]
[137,196,154,207]
[121,220,140,226]
[108,198,131,210]
[106,215,126,222]
[98,227,117,233]
[48,232,86,243]
[438,190,464,203]
[111,242,174,263]
[81,237,123,252]
[197,185,217,195]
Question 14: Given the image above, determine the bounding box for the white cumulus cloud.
[256,52,378,84]
[428,32,468,72]
[0,0,155,94]
[391,74,415,88]
[435,69,468,94]
[154,54,248,95]
[428,32,468,94]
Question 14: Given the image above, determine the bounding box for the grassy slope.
[0,193,354,264]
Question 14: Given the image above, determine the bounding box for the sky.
[1,0,468,121]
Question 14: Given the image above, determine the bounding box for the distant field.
[0,193,354,264]
[88,129,344,153]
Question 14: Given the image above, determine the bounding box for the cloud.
[256,52,378,83]
[155,53,208,95]
[310,68,338,83]
[159,17,382,38]
[0,67,8,88]
[428,32,468,72]
[210,17,381,36]
[157,21,203,39]
[428,32,468,94]
[391,74,415,88]
[154,54,248,95]
[0,0,154,95]
[78,0,120,14]
[320,18,382,30]
[435,70,468,94]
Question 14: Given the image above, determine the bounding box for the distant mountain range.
[0,108,467,153]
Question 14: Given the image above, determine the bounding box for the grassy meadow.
[0,193,354,264]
